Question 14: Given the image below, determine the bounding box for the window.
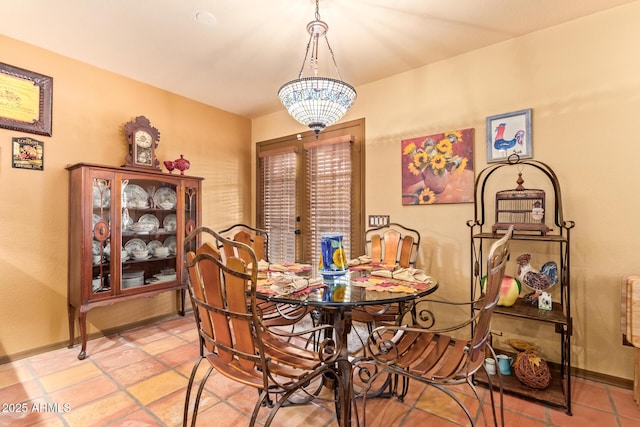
[257,119,365,266]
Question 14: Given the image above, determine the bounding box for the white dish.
[131,254,152,261]
[92,240,101,255]
[164,236,177,255]
[130,222,156,233]
[123,184,148,208]
[147,240,164,252]
[124,238,147,255]
[154,273,177,282]
[163,214,177,229]
[153,187,177,209]
[139,214,160,229]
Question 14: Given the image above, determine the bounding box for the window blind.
[304,137,353,269]
[259,148,297,262]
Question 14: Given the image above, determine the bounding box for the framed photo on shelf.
[0,62,53,136]
[486,109,532,163]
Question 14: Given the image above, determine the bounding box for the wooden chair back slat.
[365,223,421,268]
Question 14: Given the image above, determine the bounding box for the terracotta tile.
[48,375,119,409]
[493,391,547,421]
[202,369,247,399]
[62,391,139,427]
[91,346,150,372]
[357,396,412,426]
[102,409,160,426]
[120,325,172,345]
[145,389,188,427]
[156,315,194,335]
[177,328,199,343]
[39,362,103,393]
[0,361,33,388]
[0,399,62,427]
[402,407,461,426]
[609,385,640,420]
[27,347,85,378]
[81,335,131,357]
[254,399,336,427]
[570,378,614,412]
[139,335,189,356]
[415,384,482,423]
[195,401,251,427]
[154,343,200,366]
[126,370,187,406]
[0,378,43,403]
[549,402,619,427]
[109,356,169,387]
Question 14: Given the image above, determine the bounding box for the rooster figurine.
[493,123,525,157]
[516,254,558,302]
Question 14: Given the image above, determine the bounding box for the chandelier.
[277,0,356,137]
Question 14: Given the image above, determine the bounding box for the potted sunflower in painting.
[401,129,474,205]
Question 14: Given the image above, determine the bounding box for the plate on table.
[124,238,147,255]
[123,184,148,208]
[163,214,177,229]
[147,240,163,252]
[153,187,177,209]
[138,214,160,229]
[164,236,177,255]
[92,186,110,208]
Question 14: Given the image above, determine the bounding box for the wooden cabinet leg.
[77,309,88,360]
[68,304,76,348]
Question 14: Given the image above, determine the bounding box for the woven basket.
[514,351,551,389]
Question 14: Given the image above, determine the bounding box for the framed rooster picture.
[486,109,532,163]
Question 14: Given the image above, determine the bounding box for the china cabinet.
[468,158,574,414]
[67,162,203,360]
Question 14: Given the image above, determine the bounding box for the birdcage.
[492,172,550,235]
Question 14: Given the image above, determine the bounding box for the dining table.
[254,262,439,427]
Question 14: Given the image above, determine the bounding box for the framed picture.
[401,128,474,205]
[12,136,44,170]
[486,109,532,163]
[0,62,53,136]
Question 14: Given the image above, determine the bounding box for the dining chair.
[183,227,340,427]
[218,223,269,262]
[352,223,422,335]
[218,223,311,330]
[356,226,513,427]
[365,222,421,268]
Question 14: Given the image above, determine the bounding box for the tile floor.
[1,313,640,427]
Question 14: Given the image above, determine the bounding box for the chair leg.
[484,348,505,427]
[189,365,214,427]
[183,356,204,427]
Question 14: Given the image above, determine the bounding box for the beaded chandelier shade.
[277,0,356,137]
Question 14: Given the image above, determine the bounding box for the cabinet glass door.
[183,183,199,255]
[91,177,112,296]
[121,178,178,291]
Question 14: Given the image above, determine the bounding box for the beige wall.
[0,35,252,359]
[253,2,640,380]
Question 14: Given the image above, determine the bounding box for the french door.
[257,119,365,266]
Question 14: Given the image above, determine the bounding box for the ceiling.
[1,0,635,119]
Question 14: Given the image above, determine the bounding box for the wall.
[253,2,640,380]
[0,35,252,359]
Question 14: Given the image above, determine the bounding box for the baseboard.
[572,366,633,390]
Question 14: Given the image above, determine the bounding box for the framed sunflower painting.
[401,128,474,205]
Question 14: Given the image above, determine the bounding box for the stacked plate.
[122,270,145,289]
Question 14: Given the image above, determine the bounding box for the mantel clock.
[124,116,160,170]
